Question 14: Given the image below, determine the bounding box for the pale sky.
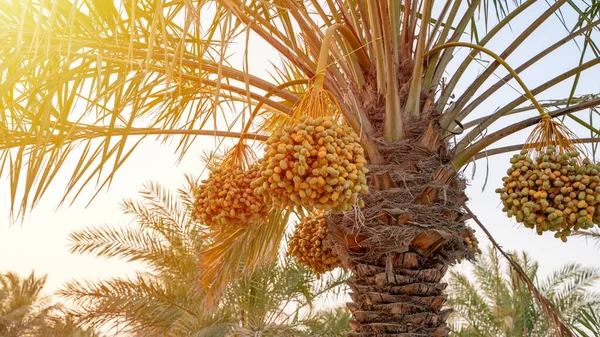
[1,0,599,328]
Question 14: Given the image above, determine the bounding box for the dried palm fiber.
[253,115,369,212]
[326,133,475,268]
[287,215,340,275]
[497,146,600,242]
[321,117,475,337]
[193,164,269,229]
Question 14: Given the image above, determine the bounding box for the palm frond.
[60,272,230,336]
[572,228,600,247]
[0,270,102,336]
[448,270,501,336]
[448,248,600,337]
[572,304,600,337]
[0,0,295,214]
[199,207,291,304]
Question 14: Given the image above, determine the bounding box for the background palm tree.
[37,314,102,337]
[568,228,600,337]
[572,304,600,337]
[447,247,600,336]
[0,271,100,337]
[60,178,350,336]
[301,307,353,337]
[2,0,600,336]
[0,271,55,337]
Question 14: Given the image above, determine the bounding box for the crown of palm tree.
[1,0,598,212]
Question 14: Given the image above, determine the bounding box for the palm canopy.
[1,0,598,214]
[448,247,600,336]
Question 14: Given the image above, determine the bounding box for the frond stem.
[1,127,269,150]
[452,18,600,127]
[428,0,480,98]
[473,138,600,160]
[452,97,600,168]
[433,0,537,109]
[404,0,433,120]
[453,57,600,155]
[427,42,547,119]
[366,0,386,93]
[314,24,370,90]
[380,1,404,141]
[239,79,309,142]
[439,0,566,128]
[461,94,600,131]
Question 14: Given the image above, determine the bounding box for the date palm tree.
[0,271,101,337]
[60,179,350,337]
[0,271,55,337]
[2,0,600,336]
[447,247,600,336]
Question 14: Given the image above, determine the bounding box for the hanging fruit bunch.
[287,215,340,275]
[193,164,269,230]
[462,227,482,255]
[252,115,368,212]
[497,146,600,242]
[492,67,599,242]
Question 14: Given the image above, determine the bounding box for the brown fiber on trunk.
[326,112,476,337]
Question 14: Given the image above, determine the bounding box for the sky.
[1,0,600,332]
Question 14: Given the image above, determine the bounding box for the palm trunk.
[327,121,475,337]
[346,252,451,336]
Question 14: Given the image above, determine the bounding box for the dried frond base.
[327,139,473,267]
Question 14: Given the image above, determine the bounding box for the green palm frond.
[68,224,189,274]
[448,270,501,336]
[448,246,600,336]
[2,0,597,213]
[60,273,226,335]
[61,179,349,336]
[572,304,600,337]
[573,228,600,247]
[300,307,351,337]
[68,178,203,275]
[471,248,512,313]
